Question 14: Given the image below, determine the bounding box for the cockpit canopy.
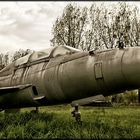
[15,45,81,66]
[30,45,81,60]
[0,45,81,76]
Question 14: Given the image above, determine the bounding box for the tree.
[51,4,88,50]
[0,53,9,70]
[51,2,140,50]
[110,2,140,48]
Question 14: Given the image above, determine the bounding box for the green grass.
[0,105,140,139]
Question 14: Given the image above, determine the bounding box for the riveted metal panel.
[94,62,103,79]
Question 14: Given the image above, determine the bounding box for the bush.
[111,90,138,105]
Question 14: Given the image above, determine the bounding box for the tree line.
[51,2,140,51]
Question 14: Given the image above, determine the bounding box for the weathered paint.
[0,46,140,109]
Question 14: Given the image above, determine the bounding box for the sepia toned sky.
[0,1,139,54]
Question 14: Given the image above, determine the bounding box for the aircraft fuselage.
[0,46,140,109]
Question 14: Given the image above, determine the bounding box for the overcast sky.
[0,1,140,54]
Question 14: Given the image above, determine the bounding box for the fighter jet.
[0,45,140,112]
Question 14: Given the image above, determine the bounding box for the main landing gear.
[71,104,82,125]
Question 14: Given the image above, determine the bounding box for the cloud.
[0,1,93,51]
[0,2,56,53]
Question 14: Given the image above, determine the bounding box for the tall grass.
[0,105,140,139]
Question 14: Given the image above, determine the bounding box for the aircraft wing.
[0,84,32,95]
[71,95,112,107]
[71,95,106,106]
[0,84,48,109]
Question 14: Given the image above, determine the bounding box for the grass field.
[0,105,140,139]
